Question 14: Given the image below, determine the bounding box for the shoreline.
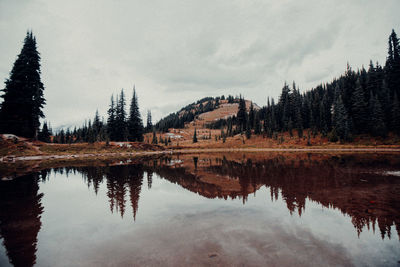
[2,147,400,163]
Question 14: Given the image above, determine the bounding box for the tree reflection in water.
[52,153,400,241]
[0,173,45,267]
[0,153,399,266]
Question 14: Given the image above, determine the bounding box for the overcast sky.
[1,0,399,129]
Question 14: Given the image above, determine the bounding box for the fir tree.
[386,30,400,97]
[146,110,153,132]
[0,31,45,138]
[245,119,251,139]
[248,102,255,129]
[391,92,400,134]
[193,128,198,143]
[38,121,51,143]
[369,93,387,137]
[351,79,368,133]
[127,87,144,142]
[115,89,128,141]
[237,96,247,132]
[107,95,116,140]
[254,112,261,135]
[93,110,102,139]
[151,129,158,144]
[333,95,350,142]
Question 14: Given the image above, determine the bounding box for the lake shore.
[2,147,400,163]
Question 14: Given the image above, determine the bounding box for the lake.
[0,152,400,266]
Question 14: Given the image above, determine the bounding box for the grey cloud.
[0,0,399,128]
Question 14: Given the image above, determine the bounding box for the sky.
[0,0,399,130]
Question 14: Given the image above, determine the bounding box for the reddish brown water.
[0,153,400,266]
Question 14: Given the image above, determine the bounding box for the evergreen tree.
[127,87,144,142]
[107,95,116,141]
[245,119,251,139]
[369,93,387,137]
[221,129,226,143]
[391,92,400,134]
[279,83,291,130]
[38,121,51,143]
[193,128,198,143]
[146,110,153,132]
[59,129,65,144]
[93,110,102,139]
[254,112,261,135]
[237,96,247,132]
[115,90,128,141]
[386,30,400,97]
[0,31,45,138]
[248,102,255,129]
[351,79,368,133]
[151,129,158,144]
[332,95,350,142]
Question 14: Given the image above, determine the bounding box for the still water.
[0,153,400,266]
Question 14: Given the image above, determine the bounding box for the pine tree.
[146,110,153,132]
[107,95,116,140]
[248,102,255,129]
[386,30,400,98]
[193,128,198,143]
[127,87,144,142]
[93,110,102,139]
[332,95,350,142]
[115,90,128,141]
[150,128,157,144]
[38,121,51,143]
[59,129,65,144]
[0,31,45,138]
[237,96,247,132]
[279,83,291,130]
[391,92,400,134]
[351,79,368,133]
[369,93,387,137]
[245,119,251,139]
[254,112,261,135]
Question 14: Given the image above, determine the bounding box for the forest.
[1,30,399,144]
[206,30,400,142]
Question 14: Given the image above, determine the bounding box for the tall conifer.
[0,31,45,138]
[128,87,144,142]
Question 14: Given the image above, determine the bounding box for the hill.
[154,96,259,132]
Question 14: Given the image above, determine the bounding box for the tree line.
[208,30,400,142]
[53,88,148,143]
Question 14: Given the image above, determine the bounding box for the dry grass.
[145,128,400,150]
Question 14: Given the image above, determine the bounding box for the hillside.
[149,96,259,145]
[146,95,400,149]
[154,96,259,132]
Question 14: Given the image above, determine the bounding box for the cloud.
[0,0,399,128]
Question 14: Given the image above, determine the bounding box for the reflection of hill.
[147,157,260,202]
[140,153,400,241]
[0,173,44,267]
[193,153,400,240]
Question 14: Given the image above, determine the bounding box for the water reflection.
[0,153,400,266]
[0,173,44,267]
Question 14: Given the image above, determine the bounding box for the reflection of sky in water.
[23,170,399,267]
[0,240,9,267]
